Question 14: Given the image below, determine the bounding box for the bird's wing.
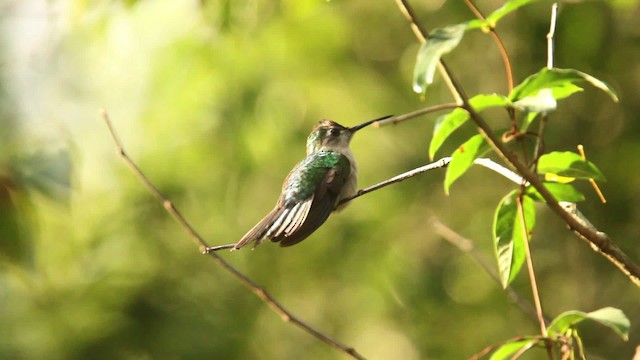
[233,151,350,249]
[276,151,350,247]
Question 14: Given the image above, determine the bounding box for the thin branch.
[100,110,366,360]
[339,157,451,205]
[373,103,459,127]
[431,218,545,323]
[461,48,640,288]
[464,0,515,92]
[393,0,640,287]
[210,156,520,252]
[340,157,526,207]
[517,193,553,359]
[532,113,548,170]
[473,158,526,185]
[395,0,463,104]
[547,3,558,69]
[577,145,606,204]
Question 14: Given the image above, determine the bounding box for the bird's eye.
[328,128,340,136]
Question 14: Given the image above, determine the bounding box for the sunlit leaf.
[513,88,557,113]
[413,23,467,94]
[489,337,540,360]
[468,0,537,31]
[429,94,509,159]
[547,307,630,341]
[544,173,575,183]
[525,182,585,203]
[493,191,536,288]
[538,151,606,181]
[444,133,492,194]
[509,67,618,103]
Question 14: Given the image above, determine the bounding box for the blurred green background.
[1,0,639,359]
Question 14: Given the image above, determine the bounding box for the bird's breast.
[335,151,357,212]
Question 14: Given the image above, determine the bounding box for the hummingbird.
[232,115,392,250]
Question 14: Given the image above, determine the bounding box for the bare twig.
[532,113,548,170]
[517,193,553,359]
[339,157,450,205]
[211,157,523,252]
[373,103,460,127]
[100,109,366,360]
[547,3,558,69]
[340,157,525,207]
[393,0,640,288]
[577,145,606,204]
[464,0,515,92]
[431,218,544,323]
[395,0,463,104]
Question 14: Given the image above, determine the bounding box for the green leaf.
[444,133,492,194]
[509,67,618,103]
[537,151,606,181]
[493,191,536,288]
[516,83,582,129]
[468,0,537,31]
[413,23,467,94]
[429,94,509,159]
[547,307,630,341]
[525,182,585,203]
[513,88,557,112]
[489,337,540,360]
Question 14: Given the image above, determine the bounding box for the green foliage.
[547,307,630,341]
[488,308,629,359]
[0,0,637,359]
[537,151,606,181]
[413,24,467,94]
[525,182,585,203]
[509,67,619,103]
[443,133,492,194]
[467,0,538,31]
[492,191,535,288]
[489,337,538,360]
[429,94,508,159]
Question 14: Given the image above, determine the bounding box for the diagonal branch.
[431,218,545,324]
[393,0,640,288]
[100,110,367,360]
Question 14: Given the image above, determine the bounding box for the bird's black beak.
[349,115,393,132]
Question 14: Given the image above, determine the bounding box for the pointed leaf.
[413,24,467,94]
[538,151,606,181]
[525,182,585,203]
[493,191,536,288]
[489,337,540,360]
[468,0,537,30]
[429,94,509,159]
[444,133,492,194]
[547,307,630,341]
[513,88,557,112]
[509,67,618,103]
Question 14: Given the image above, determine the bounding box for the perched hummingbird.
[233,115,392,250]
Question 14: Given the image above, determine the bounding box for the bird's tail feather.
[233,206,285,250]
